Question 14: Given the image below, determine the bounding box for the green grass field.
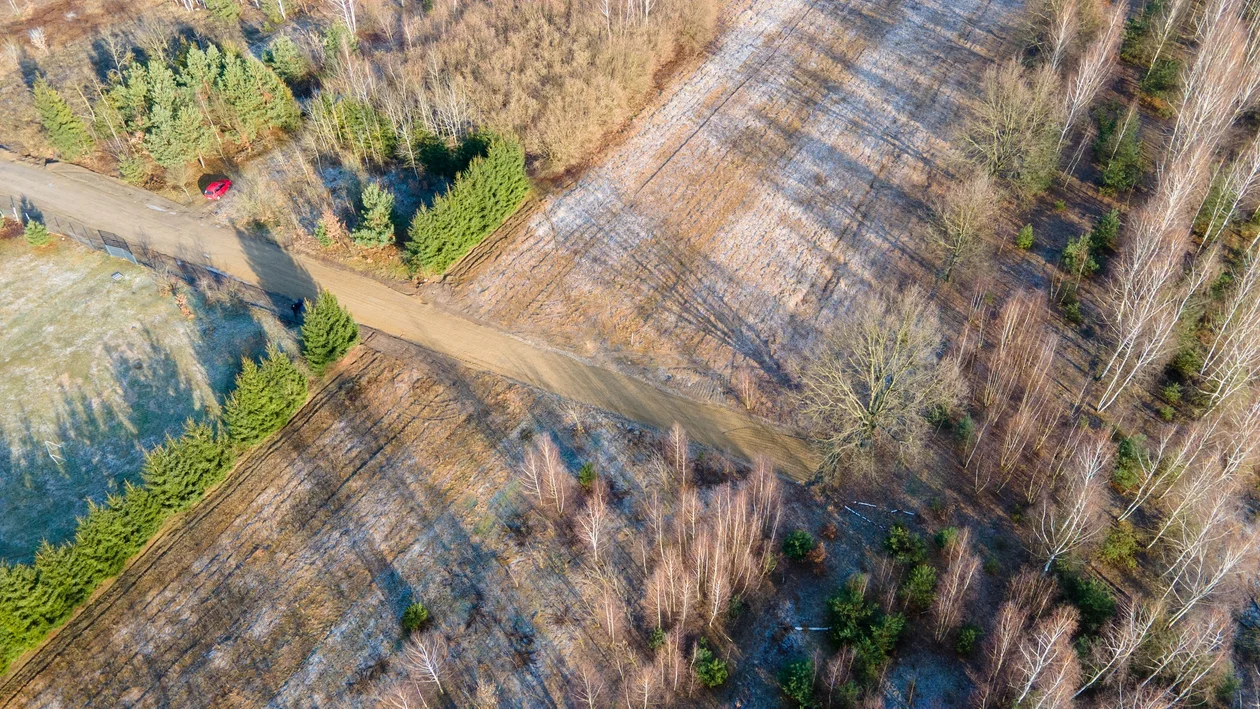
[0,238,294,563]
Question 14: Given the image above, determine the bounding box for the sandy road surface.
[0,155,817,478]
[447,0,1020,402]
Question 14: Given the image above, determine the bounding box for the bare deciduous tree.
[1010,605,1081,708]
[402,635,448,703]
[328,0,358,33]
[1077,598,1164,695]
[664,422,690,489]
[1058,0,1127,152]
[972,602,1030,708]
[933,172,1001,282]
[823,648,855,708]
[518,436,571,516]
[800,286,964,477]
[931,527,981,642]
[1201,248,1260,408]
[574,659,607,709]
[964,59,1062,193]
[1137,607,1232,701]
[580,483,611,564]
[1032,431,1110,573]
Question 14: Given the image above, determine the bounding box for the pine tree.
[352,182,395,247]
[32,78,93,160]
[222,344,308,447]
[302,290,360,376]
[23,219,50,247]
[263,35,309,83]
[407,134,530,273]
[203,0,240,21]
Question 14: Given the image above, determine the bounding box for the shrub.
[647,627,666,649]
[578,462,596,489]
[779,657,816,707]
[262,36,309,84]
[1015,224,1035,249]
[352,182,395,248]
[309,95,396,165]
[934,526,959,549]
[1091,209,1121,253]
[1094,106,1145,194]
[1141,57,1180,99]
[1111,434,1143,493]
[956,624,982,656]
[407,135,530,274]
[955,414,976,447]
[1170,348,1204,381]
[899,564,938,611]
[23,219,51,247]
[32,78,94,160]
[693,641,728,688]
[313,220,333,247]
[118,155,149,185]
[1161,381,1183,406]
[1062,233,1099,278]
[1057,569,1116,636]
[418,132,491,180]
[884,523,926,565]
[1099,521,1139,570]
[302,290,360,376]
[402,602,429,632]
[828,577,905,685]
[204,0,241,21]
[222,344,308,447]
[783,529,816,562]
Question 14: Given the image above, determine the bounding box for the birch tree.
[930,527,981,642]
[1058,1,1127,153]
[1032,431,1110,572]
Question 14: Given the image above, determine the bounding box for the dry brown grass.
[386,0,718,177]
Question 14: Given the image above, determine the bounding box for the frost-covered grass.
[0,238,293,562]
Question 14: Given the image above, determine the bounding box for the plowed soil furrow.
[449,0,1022,399]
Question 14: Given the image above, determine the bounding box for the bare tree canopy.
[799,286,964,477]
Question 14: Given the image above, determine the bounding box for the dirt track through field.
[0,156,817,478]
[445,0,1021,403]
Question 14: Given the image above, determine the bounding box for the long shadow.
[0,326,199,563]
[228,226,319,320]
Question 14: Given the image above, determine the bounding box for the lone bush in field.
[223,344,308,447]
[302,290,359,376]
[799,286,962,477]
[0,420,235,674]
[407,135,530,274]
[352,182,395,247]
[402,602,429,632]
[32,78,93,160]
[783,529,816,561]
[23,219,51,246]
[1016,224,1035,249]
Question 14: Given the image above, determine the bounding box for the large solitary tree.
[799,286,963,477]
[301,290,359,376]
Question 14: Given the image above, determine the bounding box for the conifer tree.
[32,78,93,160]
[407,134,530,272]
[263,35,309,83]
[352,182,396,247]
[222,344,308,447]
[23,219,50,247]
[302,290,360,376]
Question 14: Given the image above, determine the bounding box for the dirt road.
[0,155,818,478]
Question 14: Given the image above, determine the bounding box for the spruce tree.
[407,134,530,273]
[223,344,308,447]
[352,182,395,247]
[302,290,360,376]
[23,219,50,247]
[32,78,94,160]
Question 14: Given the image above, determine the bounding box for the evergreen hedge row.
[406,134,529,274]
[0,346,309,675]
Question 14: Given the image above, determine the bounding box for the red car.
[203,179,233,200]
